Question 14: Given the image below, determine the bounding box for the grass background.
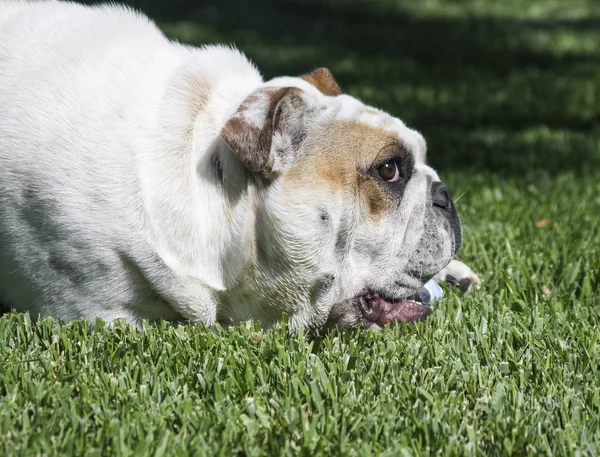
[1,0,600,455]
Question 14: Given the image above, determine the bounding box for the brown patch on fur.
[165,71,212,139]
[300,68,342,96]
[366,108,379,115]
[183,73,210,117]
[243,259,256,279]
[286,121,399,220]
[361,179,389,218]
[222,87,295,175]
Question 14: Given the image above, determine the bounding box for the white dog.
[0,1,479,330]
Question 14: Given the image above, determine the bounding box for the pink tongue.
[362,294,432,326]
[377,300,432,326]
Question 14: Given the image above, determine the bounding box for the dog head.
[220,68,461,330]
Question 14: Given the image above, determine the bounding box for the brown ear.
[221,87,307,176]
[300,68,342,96]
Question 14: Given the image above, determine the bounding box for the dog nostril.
[431,181,451,209]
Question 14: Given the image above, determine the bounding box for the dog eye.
[378,160,400,182]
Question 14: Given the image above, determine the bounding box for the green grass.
[2,0,600,455]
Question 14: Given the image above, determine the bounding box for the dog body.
[0,1,473,330]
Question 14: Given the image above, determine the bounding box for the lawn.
[1,0,600,455]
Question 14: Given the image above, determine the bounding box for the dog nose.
[431,181,451,209]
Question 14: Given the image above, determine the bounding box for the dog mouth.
[357,292,432,328]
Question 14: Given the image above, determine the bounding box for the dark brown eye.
[378,160,400,182]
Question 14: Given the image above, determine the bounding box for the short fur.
[0,1,476,329]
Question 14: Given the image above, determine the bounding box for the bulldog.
[0,1,479,330]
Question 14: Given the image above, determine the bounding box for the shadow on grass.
[81,0,600,176]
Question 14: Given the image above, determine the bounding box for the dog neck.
[136,47,265,321]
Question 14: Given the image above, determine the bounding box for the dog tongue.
[361,294,432,326]
[377,300,432,326]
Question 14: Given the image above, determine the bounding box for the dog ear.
[300,68,342,96]
[221,87,309,176]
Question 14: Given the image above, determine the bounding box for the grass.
[1,0,600,455]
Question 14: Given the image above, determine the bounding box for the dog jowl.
[0,1,473,330]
